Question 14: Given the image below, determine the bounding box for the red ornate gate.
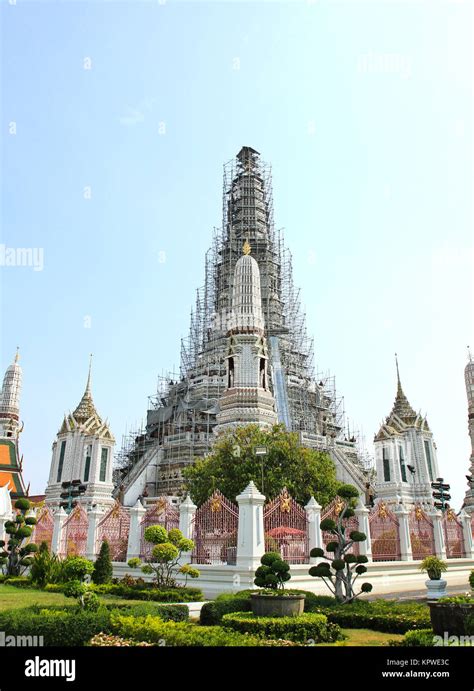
[191,490,238,565]
[369,501,401,561]
[409,505,435,560]
[32,506,54,551]
[96,502,131,562]
[443,509,465,559]
[60,505,89,557]
[140,498,179,560]
[321,496,359,557]
[263,488,309,564]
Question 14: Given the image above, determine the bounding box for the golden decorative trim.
[280,490,291,513]
[243,240,251,256]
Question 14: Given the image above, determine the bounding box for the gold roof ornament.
[334,497,345,516]
[414,505,424,521]
[154,497,168,515]
[210,495,221,513]
[446,508,456,522]
[378,501,388,519]
[243,239,251,256]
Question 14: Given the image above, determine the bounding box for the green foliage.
[469,570,474,589]
[112,614,264,646]
[178,564,200,585]
[144,525,168,545]
[135,527,197,588]
[318,599,431,634]
[182,423,340,506]
[0,607,112,646]
[308,487,371,604]
[62,556,94,582]
[310,547,324,559]
[63,580,87,599]
[419,556,448,580]
[396,629,435,647]
[92,541,113,585]
[200,597,253,625]
[1,576,34,588]
[0,498,38,577]
[222,611,343,643]
[254,552,291,590]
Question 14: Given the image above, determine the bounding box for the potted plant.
[251,552,305,617]
[429,595,474,636]
[419,556,447,600]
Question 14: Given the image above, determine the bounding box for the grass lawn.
[0,584,156,611]
[316,628,404,647]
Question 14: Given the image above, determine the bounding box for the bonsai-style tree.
[0,498,38,576]
[183,423,340,506]
[420,556,447,581]
[127,526,198,588]
[64,580,100,611]
[308,484,372,603]
[62,556,97,610]
[254,552,291,590]
[92,540,113,584]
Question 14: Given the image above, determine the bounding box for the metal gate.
[263,488,309,564]
[443,508,465,559]
[140,498,179,560]
[32,506,54,551]
[409,505,435,560]
[96,502,131,562]
[60,505,89,557]
[191,490,238,565]
[369,501,401,561]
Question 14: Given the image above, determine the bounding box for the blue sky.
[1,1,472,507]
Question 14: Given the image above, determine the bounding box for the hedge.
[0,604,189,646]
[43,582,203,602]
[112,614,265,647]
[392,629,436,647]
[221,611,343,643]
[322,605,430,634]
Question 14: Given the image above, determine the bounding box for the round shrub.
[361,583,373,593]
[325,541,338,552]
[349,531,366,542]
[14,498,30,511]
[221,611,344,643]
[310,547,324,558]
[344,554,357,564]
[151,543,179,563]
[320,518,336,532]
[25,516,38,526]
[331,559,345,571]
[144,525,168,545]
[62,556,94,582]
[261,552,281,566]
[337,485,359,500]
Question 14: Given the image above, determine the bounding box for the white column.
[126,500,146,561]
[393,503,413,561]
[236,481,266,570]
[86,506,104,560]
[355,499,372,562]
[51,507,67,555]
[459,509,473,559]
[179,495,197,540]
[305,496,322,562]
[427,508,446,560]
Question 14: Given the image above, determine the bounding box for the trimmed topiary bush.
[200,597,252,625]
[221,611,344,643]
[0,498,38,576]
[128,527,197,588]
[254,552,291,590]
[92,541,113,585]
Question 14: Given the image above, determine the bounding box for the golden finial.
[14,347,20,363]
[243,239,251,256]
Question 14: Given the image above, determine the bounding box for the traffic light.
[59,480,87,513]
[431,477,451,512]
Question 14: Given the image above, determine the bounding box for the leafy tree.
[128,526,198,588]
[61,556,94,582]
[254,552,291,590]
[0,498,38,576]
[64,580,100,611]
[183,423,340,505]
[308,484,372,603]
[92,540,113,584]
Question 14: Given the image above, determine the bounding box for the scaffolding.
[118,146,369,497]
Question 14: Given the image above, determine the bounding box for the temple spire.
[72,355,99,423]
[391,354,416,421]
[85,353,93,394]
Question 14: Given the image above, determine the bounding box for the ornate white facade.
[374,361,440,507]
[463,352,474,514]
[0,348,22,439]
[216,244,278,432]
[45,360,115,510]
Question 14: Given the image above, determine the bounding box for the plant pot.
[429,601,474,636]
[250,593,305,618]
[425,578,447,600]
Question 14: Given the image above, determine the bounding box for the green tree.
[0,498,38,576]
[30,541,63,587]
[254,552,291,590]
[92,540,113,584]
[128,526,198,588]
[183,423,340,505]
[309,484,372,604]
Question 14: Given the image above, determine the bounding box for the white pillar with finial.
[51,507,67,555]
[126,500,147,561]
[305,497,322,561]
[236,481,266,570]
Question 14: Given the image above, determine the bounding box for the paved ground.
[368,584,468,601]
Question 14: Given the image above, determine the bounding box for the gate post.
[459,509,473,559]
[355,499,372,562]
[305,497,322,561]
[51,507,67,555]
[126,500,146,561]
[427,508,446,560]
[393,503,412,561]
[236,481,266,570]
[86,506,104,560]
[179,495,197,541]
